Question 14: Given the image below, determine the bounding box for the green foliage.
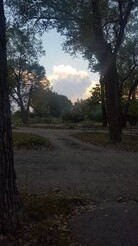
[7,24,48,124]
[128,101,138,117]
[12,110,22,117]
[7,27,45,75]
[30,116,53,124]
[7,1,137,69]
[62,111,84,123]
[12,110,22,125]
[118,38,138,103]
[88,105,102,122]
[6,0,137,141]
[62,94,103,123]
[13,132,54,149]
[62,99,90,122]
[127,100,138,125]
[32,89,73,118]
[89,84,101,106]
[118,39,137,81]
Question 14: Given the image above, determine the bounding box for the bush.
[12,110,22,125]
[29,116,52,124]
[88,105,102,122]
[127,101,138,126]
[62,111,84,123]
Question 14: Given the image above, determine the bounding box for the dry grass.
[12,192,92,246]
[71,132,138,152]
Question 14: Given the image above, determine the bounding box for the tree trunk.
[123,79,138,127]
[18,85,33,125]
[16,84,29,124]
[20,105,28,124]
[100,83,107,127]
[102,52,122,143]
[0,0,22,233]
[24,85,33,124]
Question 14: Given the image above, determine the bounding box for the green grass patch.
[71,132,138,152]
[13,132,54,150]
[14,192,91,245]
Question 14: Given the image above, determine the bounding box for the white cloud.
[82,81,99,99]
[49,65,88,81]
[48,65,98,102]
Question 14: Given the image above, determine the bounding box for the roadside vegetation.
[6,192,93,246]
[71,132,138,152]
[13,132,54,150]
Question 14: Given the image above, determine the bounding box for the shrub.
[62,111,84,123]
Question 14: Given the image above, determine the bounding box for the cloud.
[82,81,99,99]
[48,65,96,102]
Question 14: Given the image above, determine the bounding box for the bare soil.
[14,127,138,203]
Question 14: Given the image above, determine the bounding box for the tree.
[32,88,72,118]
[9,61,48,124]
[127,98,138,125]
[7,0,137,142]
[0,0,22,233]
[89,84,102,106]
[89,83,107,126]
[117,38,138,126]
[7,26,46,124]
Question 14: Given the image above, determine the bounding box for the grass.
[22,123,77,130]
[71,132,138,152]
[13,132,54,150]
[12,192,93,246]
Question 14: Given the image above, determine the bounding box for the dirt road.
[14,127,138,202]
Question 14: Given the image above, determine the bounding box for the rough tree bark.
[100,80,107,127]
[102,48,122,142]
[91,0,122,143]
[0,0,22,233]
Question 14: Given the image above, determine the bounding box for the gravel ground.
[14,127,138,203]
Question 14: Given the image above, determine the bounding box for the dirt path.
[14,127,138,202]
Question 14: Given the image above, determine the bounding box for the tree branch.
[118,0,123,24]
[90,0,107,61]
[121,64,137,82]
[114,1,134,55]
[102,19,119,28]
[10,94,20,106]
[24,1,80,24]
[26,85,33,115]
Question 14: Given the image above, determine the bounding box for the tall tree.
[9,61,47,124]
[7,0,137,142]
[7,27,46,124]
[32,88,72,118]
[117,38,138,126]
[0,0,22,233]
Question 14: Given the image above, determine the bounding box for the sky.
[39,29,99,102]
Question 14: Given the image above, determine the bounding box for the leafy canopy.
[6,0,138,71]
